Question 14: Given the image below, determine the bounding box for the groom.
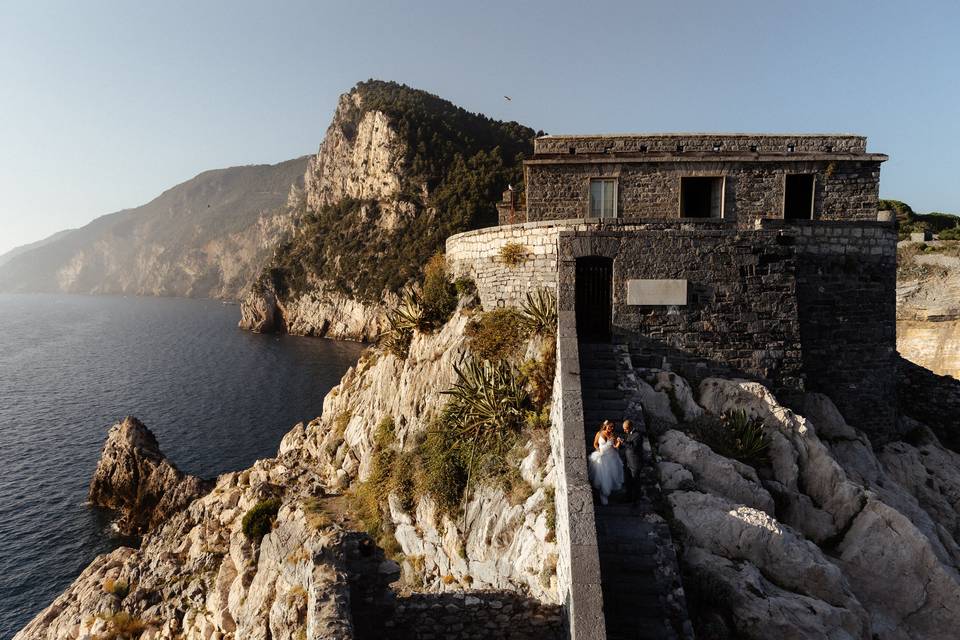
[620,419,643,501]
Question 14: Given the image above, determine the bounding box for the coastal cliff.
[18,281,960,637]
[239,80,534,341]
[17,281,561,639]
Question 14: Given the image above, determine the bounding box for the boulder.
[658,430,775,514]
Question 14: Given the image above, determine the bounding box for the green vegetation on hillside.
[882,199,960,240]
[264,80,537,302]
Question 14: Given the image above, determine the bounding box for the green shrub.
[421,253,457,326]
[688,410,770,467]
[499,242,528,266]
[454,276,477,297]
[937,227,960,240]
[519,338,556,411]
[465,308,529,361]
[519,288,558,335]
[242,498,282,542]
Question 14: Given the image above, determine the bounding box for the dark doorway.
[784,174,815,220]
[576,257,613,342]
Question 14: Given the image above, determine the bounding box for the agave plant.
[442,358,529,445]
[381,289,424,358]
[519,288,558,335]
[720,409,770,466]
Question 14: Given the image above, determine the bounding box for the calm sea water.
[0,294,364,639]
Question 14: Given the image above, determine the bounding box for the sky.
[1,0,958,256]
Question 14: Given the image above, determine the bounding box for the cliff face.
[0,158,307,300]
[88,417,211,536]
[239,80,534,341]
[896,241,960,377]
[17,305,558,639]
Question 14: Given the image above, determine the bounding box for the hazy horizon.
[2,0,958,255]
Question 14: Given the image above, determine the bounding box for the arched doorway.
[575,256,613,342]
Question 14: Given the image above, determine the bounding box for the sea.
[0,294,364,639]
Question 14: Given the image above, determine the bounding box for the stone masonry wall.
[534,134,867,155]
[556,222,806,391]
[778,220,899,441]
[897,355,960,452]
[446,222,562,310]
[524,159,882,228]
[451,219,898,439]
[386,591,564,640]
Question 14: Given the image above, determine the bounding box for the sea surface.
[0,294,364,639]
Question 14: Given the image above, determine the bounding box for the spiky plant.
[519,288,558,335]
[442,358,529,443]
[720,409,770,466]
[382,289,425,358]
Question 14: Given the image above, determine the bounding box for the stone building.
[453,133,897,442]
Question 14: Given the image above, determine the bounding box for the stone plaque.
[627,279,687,306]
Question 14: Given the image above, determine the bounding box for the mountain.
[0,157,309,299]
[239,80,536,340]
[0,229,75,269]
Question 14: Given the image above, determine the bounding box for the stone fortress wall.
[524,134,885,228]
[447,217,898,439]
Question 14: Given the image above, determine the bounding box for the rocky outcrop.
[88,417,212,536]
[239,281,388,341]
[654,375,960,640]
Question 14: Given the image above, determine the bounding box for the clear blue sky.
[1,0,958,255]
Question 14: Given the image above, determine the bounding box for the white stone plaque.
[627,279,687,306]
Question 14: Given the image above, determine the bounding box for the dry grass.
[499,242,528,266]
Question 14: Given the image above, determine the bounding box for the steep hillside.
[0,229,75,268]
[240,80,535,340]
[0,157,308,299]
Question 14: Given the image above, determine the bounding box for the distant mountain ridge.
[0,157,309,299]
[0,229,75,268]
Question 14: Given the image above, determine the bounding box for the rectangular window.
[680,177,724,218]
[784,174,815,220]
[589,178,617,218]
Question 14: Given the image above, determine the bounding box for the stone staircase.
[578,342,693,640]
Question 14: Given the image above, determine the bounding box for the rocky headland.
[238,80,534,341]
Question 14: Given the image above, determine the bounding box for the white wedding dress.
[588,435,624,504]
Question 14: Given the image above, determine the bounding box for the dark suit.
[621,429,644,499]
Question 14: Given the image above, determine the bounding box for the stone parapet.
[549,314,606,640]
[534,133,868,155]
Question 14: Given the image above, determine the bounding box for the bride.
[589,420,624,505]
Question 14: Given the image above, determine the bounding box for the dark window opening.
[680,177,724,218]
[676,143,685,153]
[784,174,815,220]
[639,144,648,152]
[824,144,833,153]
[787,143,796,153]
[568,147,576,155]
[712,142,722,152]
[750,144,758,152]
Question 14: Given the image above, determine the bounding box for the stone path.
[579,342,692,640]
